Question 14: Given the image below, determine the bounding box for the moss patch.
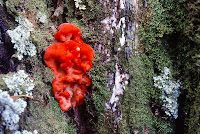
[5,0,47,16]
[21,97,77,134]
[119,54,173,133]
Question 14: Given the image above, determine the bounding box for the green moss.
[5,0,21,16]
[138,0,200,133]
[4,0,82,133]
[149,44,173,72]
[119,54,173,133]
[89,51,113,114]
[65,17,88,35]
[166,33,200,133]
[65,0,108,26]
[20,55,77,133]
[87,51,115,133]
[187,94,200,134]
[64,0,75,18]
[31,25,54,49]
[23,0,47,13]
[137,0,177,51]
[5,0,47,16]
[81,0,107,23]
[0,75,7,90]
[21,97,77,134]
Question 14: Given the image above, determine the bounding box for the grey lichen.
[0,90,27,132]
[3,70,35,96]
[153,67,181,119]
[74,0,86,10]
[36,12,48,24]
[7,17,36,60]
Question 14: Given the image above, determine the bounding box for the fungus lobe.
[44,23,94,111]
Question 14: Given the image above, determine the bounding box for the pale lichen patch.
[7,17,36,60]
[74,0,86,10]
[3,70,35,96]
[36,12,48,24]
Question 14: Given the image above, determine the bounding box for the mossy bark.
[0,0,199,134]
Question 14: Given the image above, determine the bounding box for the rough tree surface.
[0,0,199,134]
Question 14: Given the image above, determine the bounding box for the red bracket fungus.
[44,23,94,111]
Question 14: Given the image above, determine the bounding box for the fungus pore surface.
[44,23,94,111]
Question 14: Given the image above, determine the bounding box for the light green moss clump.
[138,0,200,133]
[5,0,47,16]
[5,0,21,15]
[87,51,115,133]
[88,51,113,113]
[23,0,47,14]
[31,26,54,49]
[22,98,77,134]
[19,68,77,134]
